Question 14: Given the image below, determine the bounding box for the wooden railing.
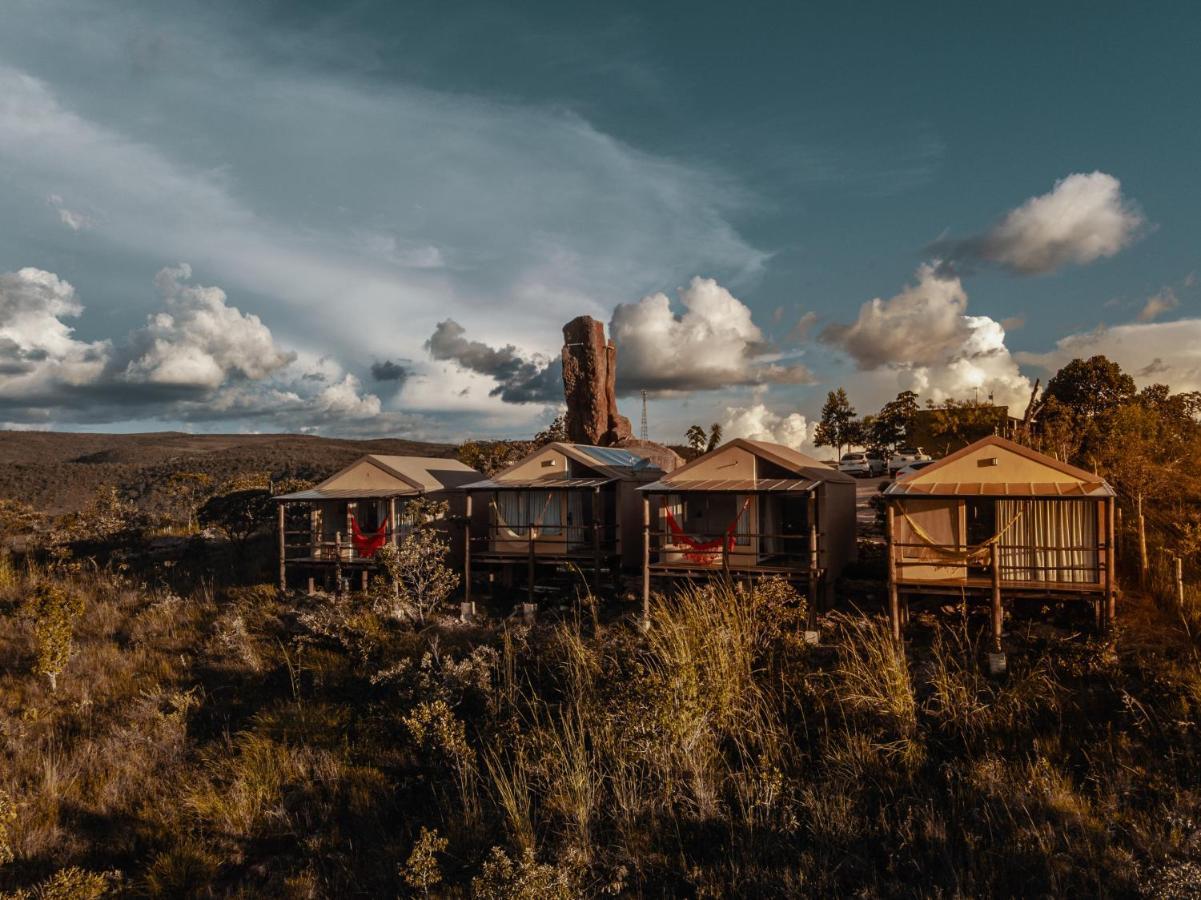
[890,541,1105,585]
[646,525,823,574]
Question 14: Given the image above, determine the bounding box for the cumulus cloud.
[424,320,562,403]
[119,264,294,388]
[722,391,812,449]
[370,360,409,383]
[933,172,1145,275]
[1137,288,1179,323]
[0,264,388,432]
[1017,319,1201,392]
[610,277,815,394]
[823,264,1031,407]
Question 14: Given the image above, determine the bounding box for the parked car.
[839,451,887,478]
[893,458,936,479]
[888,445,931,476]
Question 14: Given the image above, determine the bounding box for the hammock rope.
[663,496,752,565]
[898,507,1025,566]
[350,515,390,558]
[490,491,559,540]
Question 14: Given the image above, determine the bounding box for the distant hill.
[0,431,457,515]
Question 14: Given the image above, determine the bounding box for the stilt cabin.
[461,443,665,601]
[638,438,858,607]
[882,435,1117,642]
[274,455,483,593]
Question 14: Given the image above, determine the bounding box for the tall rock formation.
[561,316,632,446]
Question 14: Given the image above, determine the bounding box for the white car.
[888,445,931,476]
[894,459,936,479]
[839,451,886,478]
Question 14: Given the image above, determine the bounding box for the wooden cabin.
[461,443,665,601]
[882,435,1117,644]
[274,455,483,592]
[637,438,858,612]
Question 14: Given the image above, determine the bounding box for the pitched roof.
[276,454,481,501]
[654,437,855,487]
[883,435,1115,497]
[463,442,662,491]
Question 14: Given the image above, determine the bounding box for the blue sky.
[0,1,1197,444]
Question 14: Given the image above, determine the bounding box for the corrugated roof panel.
[885,480,1113,497]
[462,477,615,491]
[638,477,816,493]
[574,445,650,469]
[276,487,418,501]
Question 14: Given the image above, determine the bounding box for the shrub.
[402,826,448,896]
[371,499,459,625]
[20,581,84,691]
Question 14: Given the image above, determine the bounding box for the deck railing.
[646,525,822,573]
[890,540,1105,586]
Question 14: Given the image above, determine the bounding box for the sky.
[1,0,1198,447]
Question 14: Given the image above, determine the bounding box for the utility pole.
[640,389,649,440]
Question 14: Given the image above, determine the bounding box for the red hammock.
[350,515,390,558]
[662,498,750,565]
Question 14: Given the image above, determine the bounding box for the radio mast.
[639,390,649,440]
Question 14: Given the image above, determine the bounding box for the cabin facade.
[460,443,665,602]
[274,455,483,592]
[637,439,858,613]
[882,435,1117,643]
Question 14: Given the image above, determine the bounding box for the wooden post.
[1175,555,1185,613]
[307,576,315,596]
[1105,496,1117,629]
[334,532,343,596]
[464,493,473,606]
[808,492,819,628]
[1137,493,1148,586]
[641,493,651,627]
[990,541,1003,652]
[527,531,535,606]
[389,497,398,546]
[886,503,900,642]
[593,486,602,594]
[361,569,368,592]
[721,533,731,586]
[346,502,356,562]
[277,502,287,592]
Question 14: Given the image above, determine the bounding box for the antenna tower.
[640,390,649,440]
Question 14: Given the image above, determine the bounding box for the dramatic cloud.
[1017,319,1201,393]
[1137,288,1179,323]
[424,320,563,404]
[119,264,294,389]
[933,172,1145,275]
[0,265,390,432]
[610,277,815,395]
[722,392,812,449]
[823,264,1031,407]
[370,360,409,383]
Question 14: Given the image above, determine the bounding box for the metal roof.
[276,487,417,501]
[461,476,615,491]
[885,480,1113,497]
[571,445,652,469]
[639,477,817,493]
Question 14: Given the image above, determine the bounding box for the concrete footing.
[986,652,1008,676]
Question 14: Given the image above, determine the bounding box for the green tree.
[813,388,859,457]
[1040,355,1137,462]
[706,422,723,453]
[164,470,214,532]
[371,498,460,625]
[198,473,275,555]
[685,424,707,457]
[870,390,920,454]
[21,580,85,691]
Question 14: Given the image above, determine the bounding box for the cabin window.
[495,491,528,531]
[531,490,563,537]
[734,495,751,546]
[997,499,1098,584]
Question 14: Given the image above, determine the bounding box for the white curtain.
[495,491,528,538]
[997,500,1098,584]
[661,494,684,542]
[760,495,779,556]
[734,495,751,546]
[535,490,563,537]
[568,491,589,547]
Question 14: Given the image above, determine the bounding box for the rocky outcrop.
[561,316,632,446]
[609,437,684,473]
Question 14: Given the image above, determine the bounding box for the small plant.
[402,826,448,896]
[2,866,122,898]
[470,846,572,900]
[0,788,15,865]
[20,581,84,691]
[371,499,459,625]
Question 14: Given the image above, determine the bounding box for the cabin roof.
[640,437,854,492]
[461,442,661,491]
[883,435,1115,498]
[275,454,481,501]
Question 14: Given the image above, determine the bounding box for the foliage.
[53,486,143,548]
[402,826,448,895]
[0,790,14,866]
[0,499,41,542]
[0,867,121,899]
[20,580,84,691]
[163,470,214,531]
[471,847,573,900]
[371,499,459,625]
[869,390,919,454]
[922,398,1007,456]
[459,415,568,476]
[813,388,859,457]
[198,474,275,551]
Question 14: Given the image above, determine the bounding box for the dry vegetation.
[1,551,1200,897]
